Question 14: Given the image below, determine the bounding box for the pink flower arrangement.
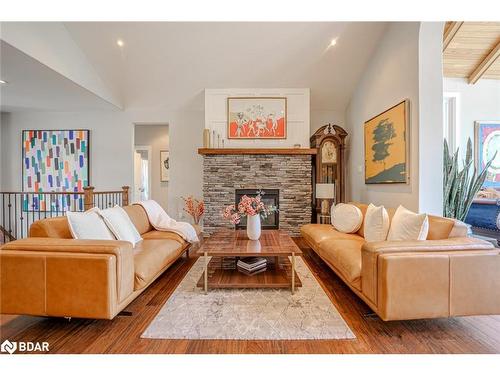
[182,196,205,224]
[222,190,277,225]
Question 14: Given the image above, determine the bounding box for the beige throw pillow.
[99,205,142,247]
[363,203,390,242]
[387,205,429,241]
[66,207,115,240]
[331,203,363,233]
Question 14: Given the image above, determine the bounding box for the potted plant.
[443,138,496,225]
[182,196,205,226]
[222,190,278,240]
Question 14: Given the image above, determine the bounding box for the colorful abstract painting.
[227,97,286,139]
[22,130,90,211]
[475,121,500,188]
[364,100,409,184]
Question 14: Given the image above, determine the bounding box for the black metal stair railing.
[0,186,129,244]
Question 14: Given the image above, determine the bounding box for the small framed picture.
[160,150,169,182]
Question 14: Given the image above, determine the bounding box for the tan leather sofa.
[0,205,194,320]
[301,202,500,321]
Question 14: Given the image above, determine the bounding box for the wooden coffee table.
[196,229,302,294]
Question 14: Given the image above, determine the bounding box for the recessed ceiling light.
[330,38,338,47]
[116,39,124,47]
[0,79,7,85]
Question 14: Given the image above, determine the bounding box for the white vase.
[246,214,261,240]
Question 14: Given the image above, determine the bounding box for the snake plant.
[443,138,496,221]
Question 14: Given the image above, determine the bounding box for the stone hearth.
[202,154,312,236]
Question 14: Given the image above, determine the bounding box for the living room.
[1,0,500,372]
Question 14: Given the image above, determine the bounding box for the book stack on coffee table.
[237,257,267,276]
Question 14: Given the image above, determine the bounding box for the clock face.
[321,141,337,164]
[483,130,500,173]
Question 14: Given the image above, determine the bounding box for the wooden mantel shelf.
[198,148,317,155]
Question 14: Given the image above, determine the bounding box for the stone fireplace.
[201,149,314,236]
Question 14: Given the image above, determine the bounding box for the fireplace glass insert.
[235,189,279,230]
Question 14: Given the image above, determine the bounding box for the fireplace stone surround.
[201,152,313,236]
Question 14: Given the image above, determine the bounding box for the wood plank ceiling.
[443,22,500,84]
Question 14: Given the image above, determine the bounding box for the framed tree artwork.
[227,97,287,139]
[160,150,169,182]
[364,100,410,184]
[475,121,500,188]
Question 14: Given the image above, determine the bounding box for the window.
[443,92,460,151]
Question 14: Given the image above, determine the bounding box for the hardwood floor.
[2,238,500,354]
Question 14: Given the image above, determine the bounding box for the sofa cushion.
[331,203,363,233]
[349,202,369,237]
[66,208,115,240]
[301,224,364,249]
[142,230,186,244]
[100,205,142,247]
[318,238,364,288]
[29,216,72,238]
[123,205,153,235]
[448,219,469,238]
[427,215,455,240]
[387,205,429,241]
[364,203,390,242]
[133,239,184,290]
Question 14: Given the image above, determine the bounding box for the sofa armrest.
[1,238,135,314]
[1,237,134,256]
[360,237,499,317]
[361,237,494,255]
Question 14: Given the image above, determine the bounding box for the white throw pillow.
[99,205,142,247]
[331,203,363,233]
[66,207,115,240]
[387,205,429,241]
[364,203,390,242]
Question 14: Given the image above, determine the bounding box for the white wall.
[0,111,134,192]
[205,88,310,148]
[345,23,420,211]
[134,124,169,209]
[310,109,345,135]
[418,22,444,215]
[444,77,500,156]
[127,109,203,218]
[0,109,203,218]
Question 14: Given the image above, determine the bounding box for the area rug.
[141,257,355,340]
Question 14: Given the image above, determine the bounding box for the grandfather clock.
[310,124,348,223]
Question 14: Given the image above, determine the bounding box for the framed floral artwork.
[227,97,287,139]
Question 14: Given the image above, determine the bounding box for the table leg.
[291,252,295,294]
[204,251,208,294]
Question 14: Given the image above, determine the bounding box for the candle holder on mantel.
[203,129,210,148]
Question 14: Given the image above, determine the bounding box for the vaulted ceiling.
[63,22,388,111]
[1,22,389,112]
[443,22,500,84]
[0,40,118,112]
